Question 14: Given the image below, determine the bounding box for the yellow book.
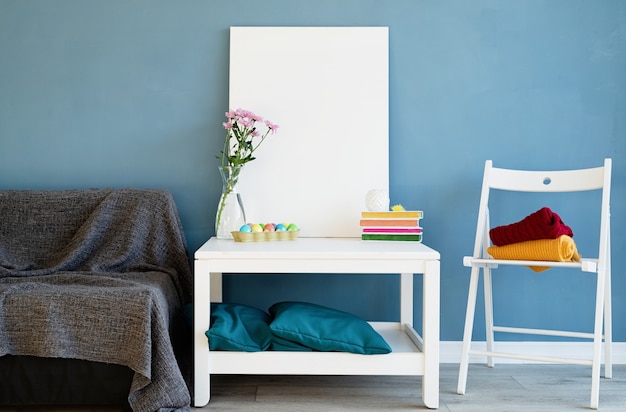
[361,211,423,219]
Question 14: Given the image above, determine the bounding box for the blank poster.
[229,26,388,237]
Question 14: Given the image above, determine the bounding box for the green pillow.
[268,301,392,354]
[205,303,272,352]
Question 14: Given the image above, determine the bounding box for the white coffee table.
[193,237,440,408]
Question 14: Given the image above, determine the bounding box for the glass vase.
[215,165,246,239]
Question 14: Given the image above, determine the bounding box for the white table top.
[195,237,440,261]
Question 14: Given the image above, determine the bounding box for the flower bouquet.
[215,108,279,239]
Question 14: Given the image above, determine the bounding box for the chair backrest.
[472,159,612,270]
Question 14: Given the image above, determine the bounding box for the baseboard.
[440,341,626,364]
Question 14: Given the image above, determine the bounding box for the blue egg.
[239,224,252,232]
[275,223,287,231]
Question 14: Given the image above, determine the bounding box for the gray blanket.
[0,188,193,412]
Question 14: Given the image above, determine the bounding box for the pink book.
[359,219,420,226]
[362,227,423,234]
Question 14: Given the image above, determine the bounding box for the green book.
[361,233,423,242]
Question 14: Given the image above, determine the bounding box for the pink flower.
[219,108,279,168]
[235,108,253,119]
[240,118,254,128]
[265,120,279,132]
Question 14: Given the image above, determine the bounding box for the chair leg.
[457,267,481,395]
[590,270,607,410]
[603,260,612,379]
[590,335,602,409]
[483,266,495,368]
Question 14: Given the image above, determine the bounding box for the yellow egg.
[251,224,263,232]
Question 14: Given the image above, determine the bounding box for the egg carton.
[231,230,300,242]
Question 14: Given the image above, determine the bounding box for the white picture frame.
[229,26,389,237]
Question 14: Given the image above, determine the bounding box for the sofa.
[0,188,193,411]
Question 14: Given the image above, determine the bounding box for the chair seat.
[463,256,599,272]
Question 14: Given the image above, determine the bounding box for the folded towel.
[487,235,582,272]
[489,207,573,247]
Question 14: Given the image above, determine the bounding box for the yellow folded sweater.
[487,235,582,272]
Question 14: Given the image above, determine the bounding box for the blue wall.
[1,0,624,342]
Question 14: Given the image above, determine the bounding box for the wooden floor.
[0,364,624,411]
[201,364,626,411]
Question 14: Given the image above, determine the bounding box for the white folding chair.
[457,159,612,410]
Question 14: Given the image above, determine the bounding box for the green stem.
[215,179,233,233]
[216,166,241,235]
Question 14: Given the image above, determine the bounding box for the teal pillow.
[205,303,272,352]
[270,334,313,352]
[268,301,392,354]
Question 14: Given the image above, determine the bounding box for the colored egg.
[287,223,298,231]
[239,224,252,232]
[251,223,263,232]
[275,223,287,231]
[263,223,275,232]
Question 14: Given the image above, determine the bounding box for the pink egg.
[263,223,276,232]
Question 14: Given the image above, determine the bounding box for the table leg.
[422,260,440,409]
[193,259,211,407]
[399,273,413,328]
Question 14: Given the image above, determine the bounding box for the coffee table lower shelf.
[207,322,425,375]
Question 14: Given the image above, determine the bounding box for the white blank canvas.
[229,26,389,237]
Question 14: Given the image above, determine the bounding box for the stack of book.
[360,210,423,242]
